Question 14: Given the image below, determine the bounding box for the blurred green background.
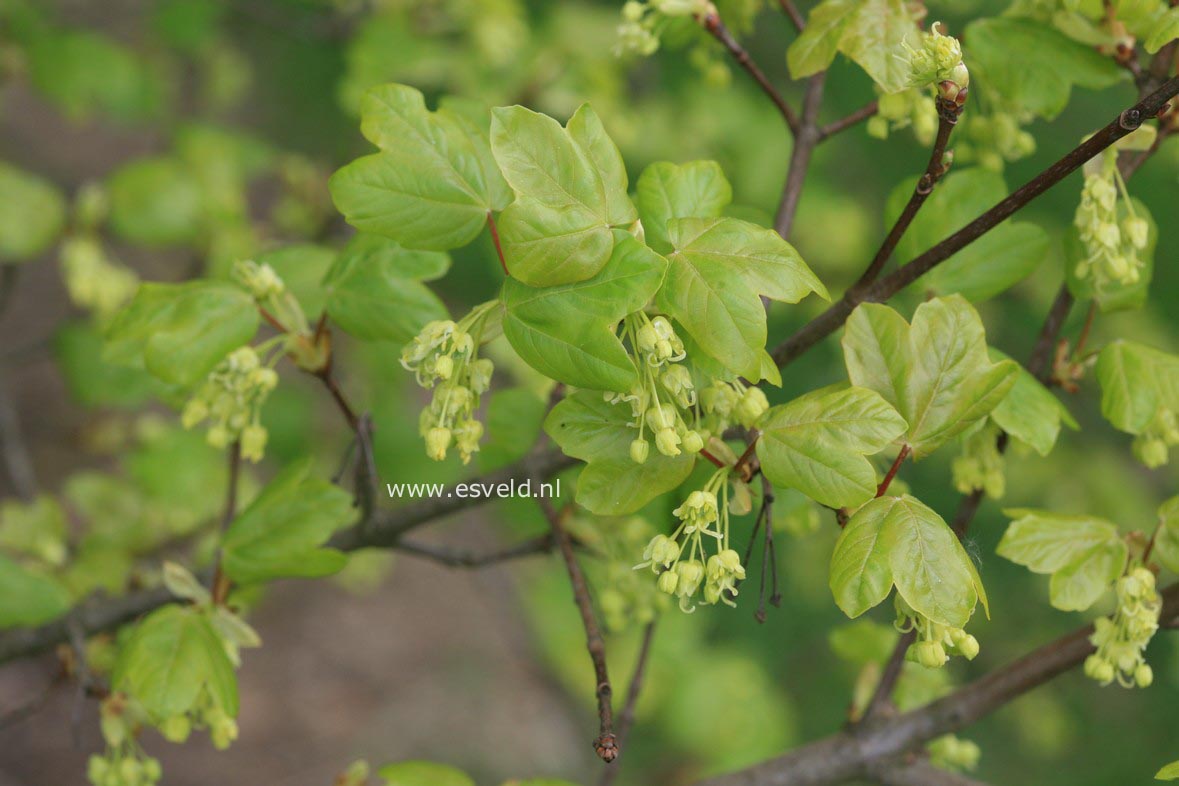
[0,1,1177,784]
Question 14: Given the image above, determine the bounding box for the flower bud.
[434,354,455,380]
[655,427,682,456]
[1135,662,1154,687]
[680,430,704,454]
[630,438,650,464]
[657,570,679,595]
[915,640,948,668]
[241,424,268,463]
[1123,216,1149,249]
[956,633,980,660]
[160,714,192,743]
[736,387,769,427]
[425,427,451,461]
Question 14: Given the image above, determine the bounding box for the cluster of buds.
[700,379,769,431]
[1132,407,1179,468]
[60,236,140,322]
[614,0,711,57]
[1085,566,1161,688]
[952,424,1005,499]
[928,734,982,773]
[157,687,239,750]
[181,346,279,462]
[232,260,330,372]
[956,112,1037,171]
[868,88,938,146]
[895,595,980,669]
[635,468,747,612]
[1074,165,1149,293]
[87,695,162,786]
[591,517,671,632]
[611,313,706,463]
[904,22,969,104]
[401,301,498,464]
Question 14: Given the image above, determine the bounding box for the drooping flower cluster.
[611,313,706,464]
[157,687,240,750]
[61,236,140,322]
[895,595,980,669]
[400,301,498,464]
[1074,161,1150,293]
[636,467,747,612]
[181,346,280,462]
[614,0,711,56]
[577,515,671,632]
[87,695,162,786]
[904,22,970,99]
[1085,566,1161,688]
[952,423,1005,499]
[1132,407,1179,468]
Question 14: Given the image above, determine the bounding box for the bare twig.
[777,0,806,32]
[598,622,657,786]
[537,493,617,763]
[209,442,243,606]
[819,101,880,141]
[702,11,801,134]
[775,73,827,238]
[394,533,555,568]
[0,377,36,501]
[876,445,912,498]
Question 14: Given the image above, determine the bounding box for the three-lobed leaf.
[545,390,694,515]
[502,230,666,392]
[842,296,1018,458]
[829,494,986,627]
[490,103,636,286]
[997,509,1127,612]
[221,459,353,584]
[636,160,732,254]
[788,0,915,93]
[658,217,827,382]
[756,385,907,509]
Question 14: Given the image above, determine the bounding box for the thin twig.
[394,533,555,568]
[876,445,912,498]
[777,0,806,32]
[598,622,657,786]
[487,211,510,276]
[818,101,880,141]
[537,493,617,763]
[702,11,801,134]
[862,629,916,721]
[210,442,242,606]
[774,73,826,238]
[0,377,36,501]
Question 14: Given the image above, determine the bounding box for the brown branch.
[598,621,657,786]
[862,629,916,721]
[819,101,880,141]
[876,445,912,498]
[775,73,827,238]
[487,210,509,276]
[777,0,806,32]
[394,532,555,568]
[698,583,1179,786]
[702,11,801,135]
[209,442,243,606]
[871,761,992,786]
[0,376,36,502]
[770,75,1179,369]
[537,493,617,763]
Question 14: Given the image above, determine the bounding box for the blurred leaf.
[1151,496,1179,574]
[843,296,1018,458]
[221,459,352,584]
[491,103,635,286]
[0,495,67,566]
[107,157,204,247]
[0,161,65,262]
[503,230,665,391]
[988,349,1078,456]
[114,604,238,719]
[828,620,898,664]
[636,160,732,254]
[378,761,474,786]
[545,390,694,515]
[104,281,259,387]
[323,234,450,344]
[55,322,158,408]
[757,384,907,509]
[0,554,72,628]
[658,217,827,382]
[1145,9,1179,53]
[1158,759,1179,780]
[1095,340,1179,434]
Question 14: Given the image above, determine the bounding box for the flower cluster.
[87,695,162,786]
[868,88,938,146]
[952,424,1005,499]
[61,237,140,322]
[401,301,498,464]
[955,112,1036,171]
[615,0,710,56]
[181,346,279,462]
[1074,163,1149,294]
[612,313,706,463]
[895,595,980,669]
[636,468,747,612]
[157,687,239,749]
[1132,407,1179,468]
[1085,566,1161,688]
[904,22,969,99]
[582,516,671,632]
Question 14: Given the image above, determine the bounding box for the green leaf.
[658,217,827,382]
[843,296,1018,458]
[107,157,204,247]
[502,230,665,392]
[757,385,908,508]
[988,349,1078,456]
[0,554,72,629]
[636,160,732,254]
[788,0,914,92]
[221,459,353,584]
[256,244,336,318]
[997,509,1127,611]
[490,103,636,286]
[830,494,983,627]
[1145,9,1179,53]
[1150,496,1179,574]
[104,281,259,387]
[545,390,694,515]
[114,605,238,719]
[965,18,1124,119]
[378,761,474,786]
[323,234,450,344]
[887,170,1050,302]
[1095,340,1179,435]
[329,83,509,251]
[0,161,66,262]
[1157,760,1179,780]
[55,322,159,408]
